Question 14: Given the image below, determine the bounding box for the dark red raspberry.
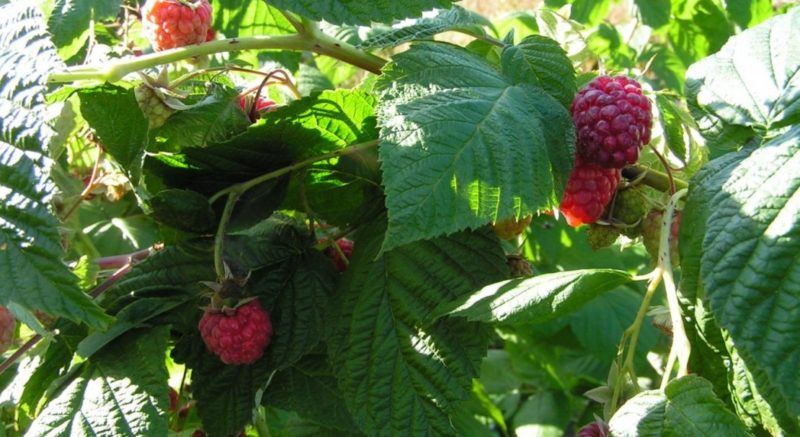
[198,299,272,365]
[142,0,213,51]
[559,162,620,227]
[577,421,609,437]
[323,238,354,272]
[168,387,178,411]
[571,75,652,168]
[0,306,15,354]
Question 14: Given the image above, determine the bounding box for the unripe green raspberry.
[610,187,649,237]
[135,83,175,128]
[587,225,620,250]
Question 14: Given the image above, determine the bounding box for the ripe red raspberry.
[559,162,620,227]
[577,421,609,437]
[0,306,15,354]
[571,75,652,168]
[323,237,354,272]
[198,299,272,365]
[142,0,213,51]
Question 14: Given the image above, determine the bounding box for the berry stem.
[610,267,663,415]
[95,244,163,270]
[214,192,240,279]
[48,32,386,84]
[659,188,690,388]
[621,165,688,193]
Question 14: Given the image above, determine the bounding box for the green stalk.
[659,188,690,389]
[214,192,240,279]
[622,165,688,193]
[49,31,385,84]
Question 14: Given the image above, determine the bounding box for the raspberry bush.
[1,1,799,436]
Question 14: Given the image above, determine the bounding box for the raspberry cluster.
[142,0,213,51]
[198,299,272,365]
[559,75,651,228]
[322,237,354,272]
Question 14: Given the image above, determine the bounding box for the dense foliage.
[0,0,798,436]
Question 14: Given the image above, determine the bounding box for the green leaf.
[571,288,659,366]
[434,269,631,324]
[669,0,733,67]
[570,0,612,25]
[232,89,377,160]
[0,3,65,152]
[699,126,800,428]
[47,0,122,60]
[211,0,295,37]
[512,390,570,437]
[152,83,252,152]
[264,354,357,430]
[266,0,455,25]
[656,94,688,164]
[358,6,490,49]
[328,217,508,435]
[148,189,216,233]
[634,0,671,28]
[27,327,170,437]
[725,0,773,29]
[609,375,752,436]
[78,85,149,182]
[377,42,574,250]
[0,148,111,330]
[500,35,577,108]
[192,353,272,436]
[685,6,799,149]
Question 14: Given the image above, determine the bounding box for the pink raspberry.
[198,300,272,365]
[570,75,652,168]
[239,95,277,121]
[559,161,620,227]
[322,238,354,272]
[142,0,213,51]
[0,305,15,354]
[577,421,609,437]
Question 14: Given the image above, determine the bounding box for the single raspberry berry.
[198,299,272,365]
[168,387,178,411]
[559,162,620,227]
[506,254,533,278]
[135,83,175,128]
[571,75,652,168]
[0,306,15,354]
[142,0,213,51]
[239,95,277,122]
[191,430,205,437]
[322,237,353,272]
[607,187,649,237]
[492,215,532,240]
[577,421,609,437]
[587,224,620,250]
[641,209,681,265]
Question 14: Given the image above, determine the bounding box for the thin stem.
[659,188,690,388]
[647,145,676,194]
[610,268,663,414]
[0,335,42,375]
[622,165,688,193]
[62,147,103,221]
[209,140,379,204]
[279,9,305,34]
[95,244,162,270]
[214,193,240,279]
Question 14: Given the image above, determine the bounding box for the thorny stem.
[610,268,664,415]
[622,165,688,193]
[659,188,690,389]
[214,192,240,279]
[208,140,379,204]
[49,32,386,84]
